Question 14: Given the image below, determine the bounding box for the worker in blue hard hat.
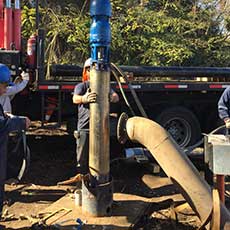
[0,70,29,114]
[0,64,31,222]
[0,64,13,86]
[72,58,119,174]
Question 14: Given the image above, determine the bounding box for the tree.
[111,0,230,66]
[21,0,230,67]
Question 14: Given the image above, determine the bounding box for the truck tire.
[7,132,30,181]
[156,106,201,147]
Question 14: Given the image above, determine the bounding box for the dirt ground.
[0,121,229,229]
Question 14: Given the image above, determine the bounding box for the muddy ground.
[1,122,229,229]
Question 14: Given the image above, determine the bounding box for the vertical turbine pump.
[82,0,113,216]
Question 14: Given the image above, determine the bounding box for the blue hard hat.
[0,63,12,84]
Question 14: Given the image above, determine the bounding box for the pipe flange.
[117,113,129,144]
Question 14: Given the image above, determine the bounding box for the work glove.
[110,94,116,103]
[21,71,30,81]
[82,88,97,104]
[110,93,119,103]
[13,76,22,84]
[224,118,230,129]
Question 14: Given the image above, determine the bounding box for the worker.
[218,87,230,133]
[0,71,29,114]
[72,58,119,174]
[0,64,31,220]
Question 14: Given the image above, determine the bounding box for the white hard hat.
[84,58,91,68]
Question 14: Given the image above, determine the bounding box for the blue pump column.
[90,0,111,68]
[82,0,113,216]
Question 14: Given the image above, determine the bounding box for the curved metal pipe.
[120,115,230,228]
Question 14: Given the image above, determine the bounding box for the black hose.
[111,63,148,118]
[111,68,136,116]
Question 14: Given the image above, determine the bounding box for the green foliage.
[21,0,230,67]
[111,0,230,66]
[21,5,36,37]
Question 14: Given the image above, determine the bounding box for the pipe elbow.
[126,117,169,148]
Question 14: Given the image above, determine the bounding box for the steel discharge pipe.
[81,0,113,217]
[89,69,110,182]
[118,115,230,229]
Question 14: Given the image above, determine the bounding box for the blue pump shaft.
[90,0,111,69]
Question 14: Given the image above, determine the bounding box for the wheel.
[7,133,30,181]
[156,106,201,147]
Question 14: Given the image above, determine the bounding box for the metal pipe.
[217,175,225,204]
[14,0,20,9]
[0,0,4,48]
[118,115,230,228]
[81,0,113,217]
[35,0,39,31]
[37,29,45,81]
[120,66,230,77]
[13,0,21,50]
[89,69,110,182]
[88,0,111,183]
[4,0,12,49]
[49,64,230,78]
[5,0,11,8]
[50,64,82,76]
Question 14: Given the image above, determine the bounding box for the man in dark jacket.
[0,64,30,221]
[218,87,230,130]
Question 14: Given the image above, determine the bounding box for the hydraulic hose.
[111,63,148,118]
[184,125,226,155]
[184,139,204,156]
[209,125,226,134]
[111,68,136,116]
[118,115,230,229]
